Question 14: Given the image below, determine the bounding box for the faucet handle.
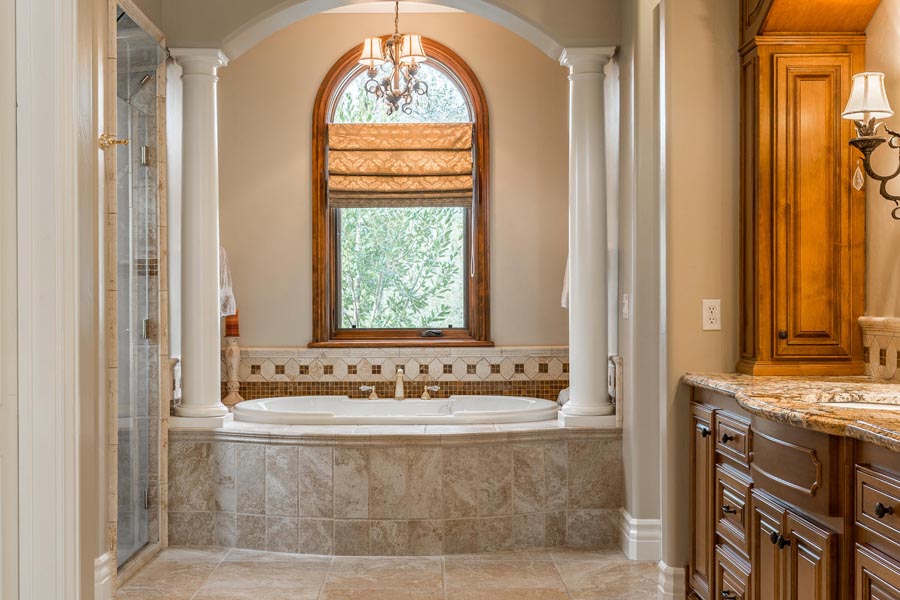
[421,385,440,400]
[359,385,378,400]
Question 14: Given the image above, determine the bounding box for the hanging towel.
[560,254,570,309]
[220,246,237,317]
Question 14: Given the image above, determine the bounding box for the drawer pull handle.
[721,433,735,444]
[700,426,711,438]
[722,505,738,515]
[776,535,791,549]
[721,592,738,600]
[875,502,895,519]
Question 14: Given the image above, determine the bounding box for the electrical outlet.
[702,299,721,331]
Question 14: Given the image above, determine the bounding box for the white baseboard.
[657,560,686,600]
[94,552,116,600]
[619,509,661,561]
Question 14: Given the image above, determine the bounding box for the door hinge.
[141,318,150,340]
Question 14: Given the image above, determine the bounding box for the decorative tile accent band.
[168,428,622,555]
[221,345,570,405]
[860,317,900,380]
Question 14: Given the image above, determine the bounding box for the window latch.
[421,329,444,338]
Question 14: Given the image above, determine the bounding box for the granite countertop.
[682,372,900,453]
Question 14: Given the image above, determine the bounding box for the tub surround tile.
[565,509,619,547]
[168,442,213,512]
[477,445,513,516]
[235,443,265,515]
[442,446,479,518]
[477,516,515,553]
[266,446,299,517]
[167,511,214,546]
[512,444,544,514]
[213,442,236,512]
[513,513,545,549]
[298,518,334,555]
[334,520,370,556]
[369,520,409,556]
[214,512,237,547]
[545,511,567,547]
[408,519,444,555]
[266,516,299,554]
[369,447,407,519]
[407,446,443,519]
[297,446,333,518]
[334,448,369,519]
[236,514,267,551]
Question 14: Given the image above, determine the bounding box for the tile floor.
[115,546,657,599]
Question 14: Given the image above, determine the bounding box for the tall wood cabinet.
[738,37,866,376]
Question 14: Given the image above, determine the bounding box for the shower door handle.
[99,133,129,150]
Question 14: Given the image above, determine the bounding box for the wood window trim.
[311,38,492,348]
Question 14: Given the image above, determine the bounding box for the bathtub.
[232,394,558,425]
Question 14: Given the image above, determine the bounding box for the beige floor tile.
[152,547,230,563]
[443,558,566,590]
[222,548,334,563]
[192,588,320,600]
[119,562,216,593]
[446,590,571,600]
[319,588,446,600]
[449,548,553,561]
[326,557,443,590]
[200,561,330,590]
[115,590,196,600]
[555,559,658,593]
[549,547,624,562]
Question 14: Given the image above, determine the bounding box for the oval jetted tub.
[232,394,559,425]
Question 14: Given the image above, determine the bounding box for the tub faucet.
[394,367,405,400]
[359,385,378,400]
[421,385,440,400]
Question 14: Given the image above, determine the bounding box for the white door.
[0,0,18,596]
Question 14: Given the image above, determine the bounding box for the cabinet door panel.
[856,544,900,600]
[691,403,717,599]
[750,490,786,600]
[772,53,855,360]
[784,512,834,600]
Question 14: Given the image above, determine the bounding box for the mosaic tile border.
[223,346,569,384]
[860,317,900,381]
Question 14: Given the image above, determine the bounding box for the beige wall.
[865,3,900,318]
[663,0,740,564]
[157,0,621,52]
[218,12,570,347]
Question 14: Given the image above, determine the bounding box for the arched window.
[311,39,490,346]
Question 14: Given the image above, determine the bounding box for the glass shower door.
[116,8,166,567]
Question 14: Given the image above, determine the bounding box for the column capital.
[559,47,616,74]
[170,48,229,73]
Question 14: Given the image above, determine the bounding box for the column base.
[557,412,618,428]
[169,412,233,430]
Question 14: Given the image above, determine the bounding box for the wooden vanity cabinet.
[691,402,717,600]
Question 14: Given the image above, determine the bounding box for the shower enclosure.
[115,8,166,567]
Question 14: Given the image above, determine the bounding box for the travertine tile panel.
[477,516,514,553]
[213,442,236,513]
[369,520,409,556]
[334,520,370,556]
[168,442,213,512]
[369,447,407,519]
[478,446,513,516]
[298,518,334,555]
[334,448,369,519]
[513,513,545,549]
[236,443,266,515]
[266,446,299,517]
[565,509,618,547]
[298,446,333,518]
[408,519,443,556]
[545,511,566,547]
[544,441,567,511]
[443,446,479,518]
[512,443,544,514]
[167,511,214,546]
[407,446,443,519]
[443,518,478,554]
[214,512,237,547]
[236,514,267,551]
[267,516,299,554]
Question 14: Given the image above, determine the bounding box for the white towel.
[560,254,569,309]
[220,246,237,317]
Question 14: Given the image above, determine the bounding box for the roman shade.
[327,122,474,208]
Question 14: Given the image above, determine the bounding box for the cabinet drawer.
[857,466,900,546]
[715,544,749,600]
[716,412,751,467]
[716,465,751,555]
[856,544,900,599]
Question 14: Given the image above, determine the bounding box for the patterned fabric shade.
[327,122,474,207]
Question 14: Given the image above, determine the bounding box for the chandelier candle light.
[358,0,429,115]
[842,71,900,220]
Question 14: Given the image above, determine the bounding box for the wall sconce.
[843,71,900,220]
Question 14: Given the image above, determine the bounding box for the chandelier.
[358,0,429,115]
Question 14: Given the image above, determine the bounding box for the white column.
[169,48,230,425]
[559,47,617,427]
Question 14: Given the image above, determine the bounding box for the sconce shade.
[843,72,894,122]
[399,34,427,65]
[359,37,386,68]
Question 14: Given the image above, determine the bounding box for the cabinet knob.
[722,505,737,515]
[769,531,780,545]
[699,426,711,438]
[875,502,895,519]
[778,330,788,340]
[721,592,738,600]
[721,432,735,444]
[776,535,791,549]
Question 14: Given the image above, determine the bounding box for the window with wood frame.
[311,39,491,347]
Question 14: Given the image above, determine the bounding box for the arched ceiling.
[153,0,622,60]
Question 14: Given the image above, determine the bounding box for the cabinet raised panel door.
[750,490,786,600]
[783,513,834,600]
[691,403,716,599]
[856,545,900,600]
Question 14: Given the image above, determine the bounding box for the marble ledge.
[682,372,900,453]
[168,418,622,446]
